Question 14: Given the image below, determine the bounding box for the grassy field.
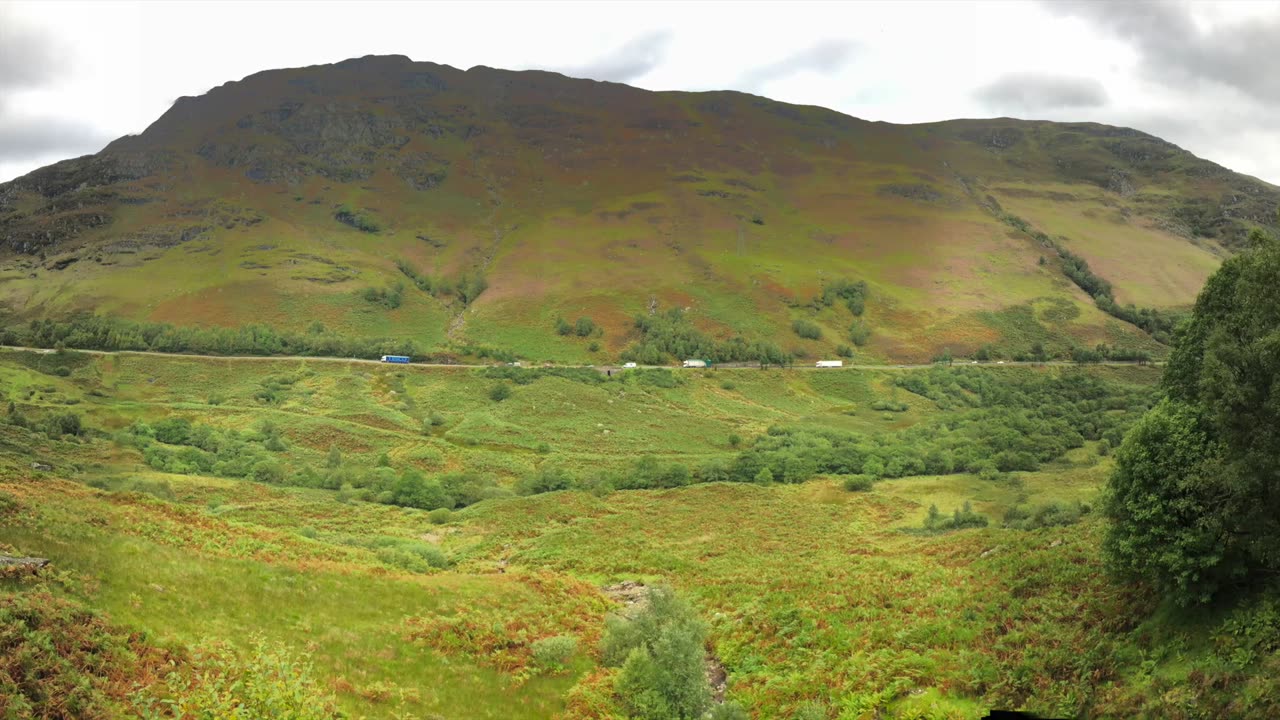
[7,350,1277,718]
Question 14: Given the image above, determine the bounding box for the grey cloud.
[1048,0,1280,105]
[555,31,671,83]
[0,8,65,91]
[0,115,112,163]
[974,73,1108,112]
[741,40,856,88]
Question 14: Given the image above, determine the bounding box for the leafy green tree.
[601,587,712,720]
[1106,229,1280,604]
[489,383,512,402]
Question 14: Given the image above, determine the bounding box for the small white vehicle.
[623,362,637,369]
[997,361,1006,364]
[815,360,843,368]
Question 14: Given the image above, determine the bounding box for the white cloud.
[0,0,1277,184]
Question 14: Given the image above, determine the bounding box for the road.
[0,345,1161,372]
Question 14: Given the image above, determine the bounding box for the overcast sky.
[3,0,1279,184]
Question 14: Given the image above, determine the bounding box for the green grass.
[2,351,1276,718]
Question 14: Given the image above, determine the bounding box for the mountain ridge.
[2,55,1276,362]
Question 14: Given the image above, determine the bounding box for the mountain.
[1,54,1276,362]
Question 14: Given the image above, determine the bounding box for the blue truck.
[380,355,411,364]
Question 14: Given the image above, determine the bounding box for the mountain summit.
[2,55,1276,361]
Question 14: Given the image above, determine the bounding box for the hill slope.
[1,55,1276,362]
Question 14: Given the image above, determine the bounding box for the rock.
[0,556,50,573]
[602,580,650,610]
[1049,539,1064,548]
[979,546,1001,559]
[30,462,52,471]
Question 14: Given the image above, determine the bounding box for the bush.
[153,417,192,445]
[45,411,83,437]
[921,501,989,532]
[52,365,71,377]
[335,205,381,233]
[376,543,449,573]
[574,317,597,337]
[720,380,737,391]
[849,322,871,347]
[792,319,822,340]
[843,475,874,492]
[140,638,344,719]
[601,587,712,720]
[728,433,742,448]
[836,344,854,358]
[531,635,578,671]
[517,466,575,495]
[555,317,574,336]
[428,508,453,525]
[489,383,512,402]
[1003,500,1091,530]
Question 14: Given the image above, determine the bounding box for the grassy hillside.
[5,350,1280,718]
[2,57,1275,362]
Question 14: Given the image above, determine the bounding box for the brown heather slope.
[1,55,1276,362]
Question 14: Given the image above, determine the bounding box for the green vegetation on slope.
[4,347,1279,718]
[5,58,1271,363]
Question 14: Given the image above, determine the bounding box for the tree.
[1105,229,1280,604]
[326,444,342,468]
[489,383,512,402]
[601,587,712,720]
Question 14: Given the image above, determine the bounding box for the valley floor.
[0,351,1269,719]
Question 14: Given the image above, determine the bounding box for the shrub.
[45,411,83,437]
[153,417,192,445]
[728,433,742,448]
[555,317,574,336]
[489,383,512,402]
[532,635,578,672]
[849,322,871,347]
[428,508,453,525]
[252,460,285,484]
[1003,501,1091,530]
[517,466,575,495]
[0,490,19,515]
[843,475,874,492]
[720,380,737,391]
[574,317,597,337]
[141,638,344,719]
[836,344,854,358]
[601,587,712,720]
[52,365,71,377]
[792,319,822,340]
[922,501,989,532]
[335,205,381,232]
[377,543,449,572]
